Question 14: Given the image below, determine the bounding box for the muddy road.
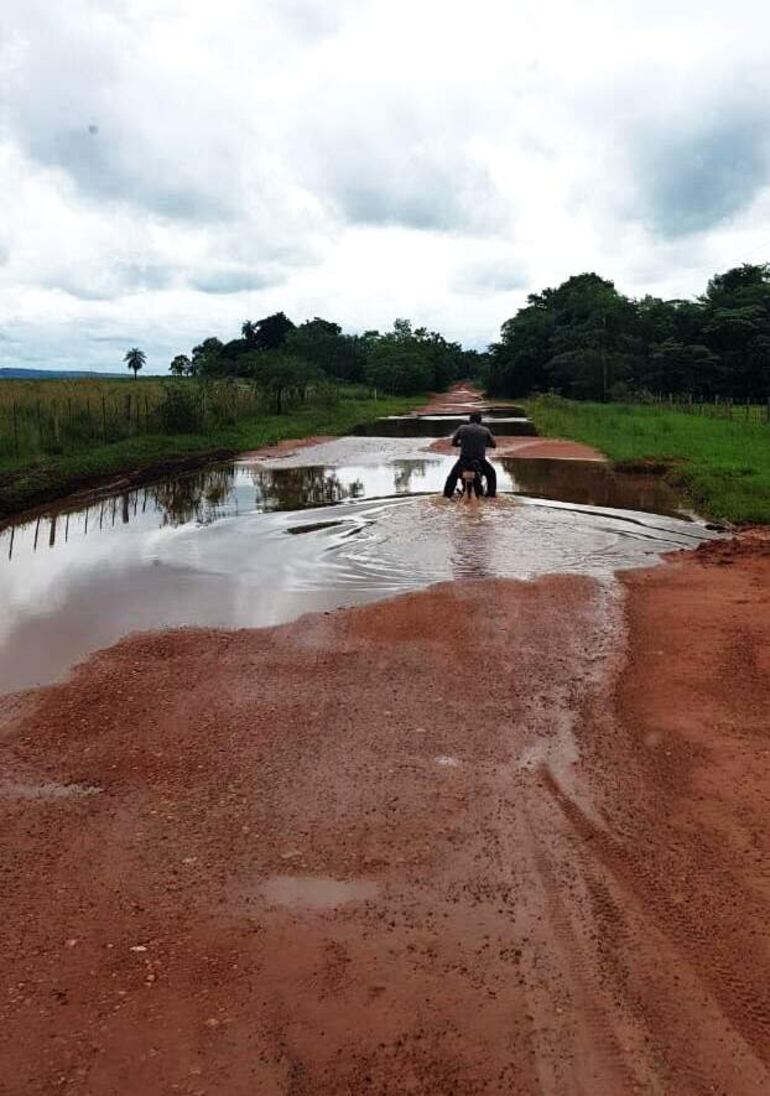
[1,392,769,1094]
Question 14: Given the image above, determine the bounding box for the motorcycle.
[456,459,484,501]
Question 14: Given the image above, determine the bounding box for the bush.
[158,381,204,433]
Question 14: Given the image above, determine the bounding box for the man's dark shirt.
[451,422,496,461]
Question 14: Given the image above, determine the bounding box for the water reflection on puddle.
[0,440,717,693]
[260,876,378,910]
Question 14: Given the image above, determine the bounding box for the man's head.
[469,411,482,424]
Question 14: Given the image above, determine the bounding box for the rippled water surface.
[0,439,716,692]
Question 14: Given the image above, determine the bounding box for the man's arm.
[451,426,463,447]
[486,428,497,449]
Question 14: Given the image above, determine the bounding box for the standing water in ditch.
[0,416,718,692]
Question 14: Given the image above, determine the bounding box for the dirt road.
[2,533,769,1094]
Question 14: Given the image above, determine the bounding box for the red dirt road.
[423,386,604,461]
[2,536,770,1094]
[428,437,604,461]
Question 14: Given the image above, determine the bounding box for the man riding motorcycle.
[442,412,497,498]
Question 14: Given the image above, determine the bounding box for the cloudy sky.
[2,0,770,372]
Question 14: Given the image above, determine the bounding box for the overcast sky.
[2,0,770,372]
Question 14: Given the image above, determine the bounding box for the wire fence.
[0,379,307,462]
[645,392,770,423]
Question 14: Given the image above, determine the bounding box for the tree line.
[487,264,770,401]
[167,314,483,404]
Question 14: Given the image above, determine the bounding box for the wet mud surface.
[1,544,769,1094]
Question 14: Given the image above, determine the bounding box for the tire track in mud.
[536,549,770,1093]
[2,547,770,1094]
[539,759,770,1093]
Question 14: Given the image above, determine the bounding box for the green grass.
[524,396,770,524]
[0,393,422,519]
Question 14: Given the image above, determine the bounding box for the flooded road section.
[0,436,716,692]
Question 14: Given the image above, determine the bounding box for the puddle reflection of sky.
[0,444,716,694]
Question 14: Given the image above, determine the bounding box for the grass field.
[0,381,421,519]
[525,396,770,524]
[0,377,262,465]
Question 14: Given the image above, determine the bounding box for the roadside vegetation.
[171,314,484,395]
[0,386,421,519]
[526,396,770,524]
[0,310,486,517]
[487,263,770,404]
[4,263,770,524]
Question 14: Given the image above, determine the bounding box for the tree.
[241,320,258,349]
[646,341,720,395]
[702,263,770,307]
[124,347,146,379]
[253,311,295,351]
[700,265,770,398]
[219,338,250,368]
[190,337,224,377]
[489,274,634,400]
[487,296,555,396]
[363,337,433,398]
[249,352,320,413]
[456,348,488,381]
[362,319,459,395]
[286,318,365,382]
[169,354,191,376]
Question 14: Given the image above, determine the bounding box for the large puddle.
[0,435,717,693]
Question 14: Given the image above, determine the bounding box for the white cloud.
[2,0,770,370]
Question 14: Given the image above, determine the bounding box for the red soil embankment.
[429,436,605,461]
[2,533,770,1093]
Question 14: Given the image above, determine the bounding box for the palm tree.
[241,320,258,349]
[124,347,146,379]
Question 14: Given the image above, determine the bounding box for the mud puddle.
[0,439,716,693]
[259,876,379,910]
